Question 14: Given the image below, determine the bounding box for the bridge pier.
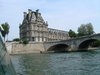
[68,44,77,51]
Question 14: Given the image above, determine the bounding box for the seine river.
[11,50,100,75]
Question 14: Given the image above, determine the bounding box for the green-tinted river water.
[11,50,100,75]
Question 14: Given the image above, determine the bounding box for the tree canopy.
[1,22,10,41]
[13,38,20,41]
[77,23,94,36]
[68,29,77,38]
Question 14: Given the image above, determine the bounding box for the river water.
[11,50,100,75]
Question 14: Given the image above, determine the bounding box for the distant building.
[19,9,70,42]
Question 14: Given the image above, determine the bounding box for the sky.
[0,0,100,40]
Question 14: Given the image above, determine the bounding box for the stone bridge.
[43,33,100,52]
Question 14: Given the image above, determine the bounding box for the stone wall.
[6,42,45,54]
[5,42,13,54]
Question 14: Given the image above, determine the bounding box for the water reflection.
[11,50,100,75]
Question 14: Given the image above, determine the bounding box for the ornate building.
[19,9,70,42]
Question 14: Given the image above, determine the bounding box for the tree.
[68,29,77,38]
[77,23,94,36]
[22,38,29,45]
[13,38,20,41]
[1,22,10,41]
[86,23,94,35]
[77,24,86,36]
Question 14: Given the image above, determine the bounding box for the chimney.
[28,9,32,14]
[35,9,39,19]
[23,12,27,18]
[36,9,39,14]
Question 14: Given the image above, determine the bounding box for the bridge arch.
[47,44,69,52]
[78,39,100,50]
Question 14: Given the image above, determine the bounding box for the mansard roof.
[22,9,45,24]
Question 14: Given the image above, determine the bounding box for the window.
[32,37,35,41]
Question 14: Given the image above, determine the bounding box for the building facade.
[19,9,70,42]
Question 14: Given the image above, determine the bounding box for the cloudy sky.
[0,0,100,40]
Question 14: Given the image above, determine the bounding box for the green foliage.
[1,30,6,38]
[13,38,20,41]
[22,38,29,45]
[23,40,29,44]
[77,23,94,36]
[86,23,94,35]
[92,40,100,47]
[77,24,86,36]
[68,29,77,38]
[1,22,10,41]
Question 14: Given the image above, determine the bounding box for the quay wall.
[6,42,45,54]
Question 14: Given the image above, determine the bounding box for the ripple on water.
[11,50,100,75]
